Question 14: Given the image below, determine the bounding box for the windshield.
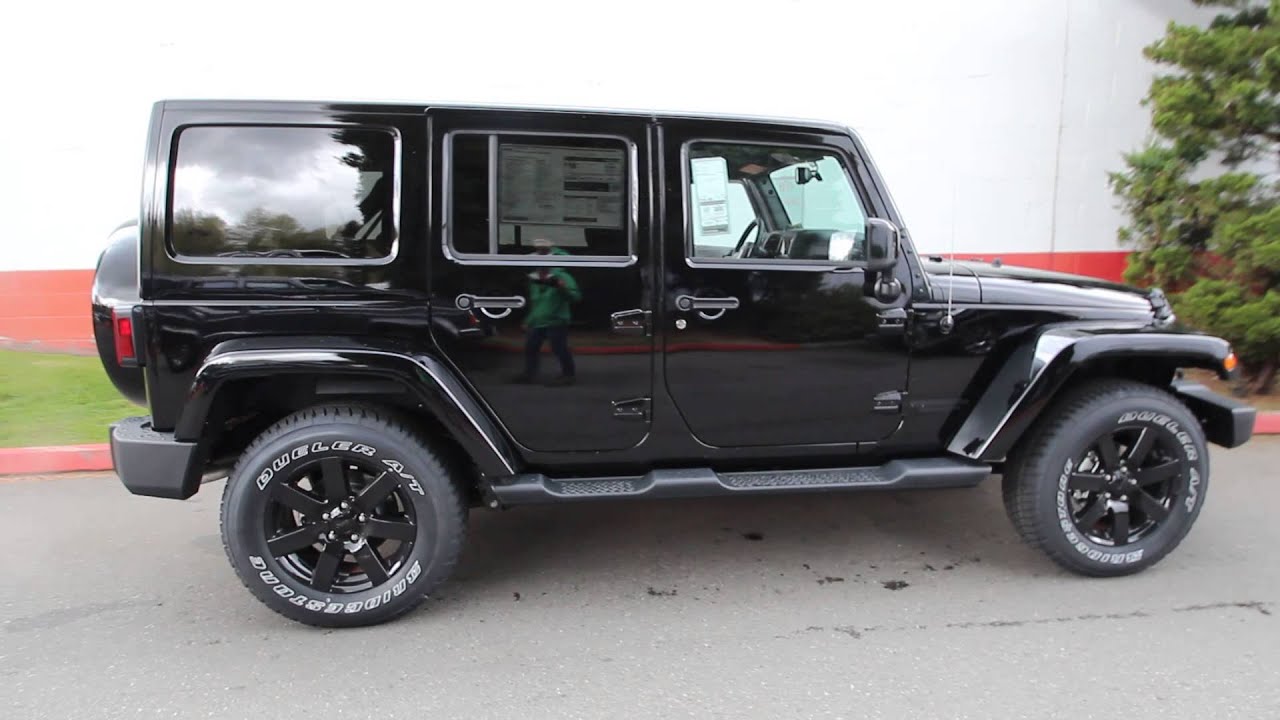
[769,156,865,231]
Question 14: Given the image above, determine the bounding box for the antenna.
[940,185,957,335]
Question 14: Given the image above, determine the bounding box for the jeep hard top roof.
[154,99,853,136]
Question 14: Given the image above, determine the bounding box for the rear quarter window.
[168,125,398,262]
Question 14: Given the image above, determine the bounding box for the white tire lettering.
[249,556,267,570]
[1185,467,1201,512]
[332,441,352,451]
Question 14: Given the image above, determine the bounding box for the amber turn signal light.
[1223,351,1238,373]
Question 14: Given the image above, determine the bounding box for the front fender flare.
[176,343,519,478]
[947,327,1233,462]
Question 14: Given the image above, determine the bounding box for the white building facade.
[0,0,1213,278]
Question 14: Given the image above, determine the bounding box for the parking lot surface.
[4,439,1279,719]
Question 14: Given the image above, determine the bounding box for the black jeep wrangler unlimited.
[94,100,1256,626]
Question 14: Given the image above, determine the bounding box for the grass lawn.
[0,349,140,448]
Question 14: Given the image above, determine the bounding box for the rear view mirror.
[864,218,900,272]
[795,163,822,185]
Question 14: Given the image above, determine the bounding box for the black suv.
[94,101,1256,626]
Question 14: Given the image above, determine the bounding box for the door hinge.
[877,307,908,334]
[872,390,905,414]
[612,397,651,421]
[610,308,652,335]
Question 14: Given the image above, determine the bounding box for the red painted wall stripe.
[0,252,1130,350]
[0,269,96,352]
[923,250,1131,284]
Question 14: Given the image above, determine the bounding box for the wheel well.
[198,374,480,500]
[1061,356,1180,390]
[1000,357,1194,463]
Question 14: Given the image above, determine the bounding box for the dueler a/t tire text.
[1003,379,1209,577]
[220,405,466,627]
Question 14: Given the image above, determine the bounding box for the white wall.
[0,0,1213,271]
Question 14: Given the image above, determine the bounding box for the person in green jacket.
[515,238,581,385]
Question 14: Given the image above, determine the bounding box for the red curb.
[1256,413,1280,435]
[0,444,112,475]
[0,413,1276,477]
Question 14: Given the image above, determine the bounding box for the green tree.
[1110,0,1280,394]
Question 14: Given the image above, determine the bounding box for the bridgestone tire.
[1002,379,1209,577]
[220,405,466,627]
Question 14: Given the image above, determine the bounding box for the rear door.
[427,108,654,453]
[660,119,909,448]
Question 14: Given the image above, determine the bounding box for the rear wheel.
[220,405,466,626]
[1003,379,1209,576]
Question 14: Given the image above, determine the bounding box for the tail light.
[112,307,138,367]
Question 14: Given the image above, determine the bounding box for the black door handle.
[675,294,739,320]
[455,294,526,319]
[675,295,740,312]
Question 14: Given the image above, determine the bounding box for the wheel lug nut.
[358,513,368,522]
[340,501,350,510]
[349,533,360,542]
[321,512,330,521]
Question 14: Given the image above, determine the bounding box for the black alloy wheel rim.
[263,457,419,594]
[1065,424,1185,547]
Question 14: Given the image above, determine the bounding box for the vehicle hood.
[923,258,1154,312]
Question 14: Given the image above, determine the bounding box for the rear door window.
[169,125,398,262]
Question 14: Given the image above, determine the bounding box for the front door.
[428,109,653,453]
[661,120,909,448]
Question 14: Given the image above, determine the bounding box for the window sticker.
[690,156,731,236]
[498,144,624,229]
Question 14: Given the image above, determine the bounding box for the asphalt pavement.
[4,439,1279,719]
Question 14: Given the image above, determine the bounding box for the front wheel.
[220,405,466,626]
[1003,379,1209,576]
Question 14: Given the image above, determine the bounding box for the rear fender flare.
[176,345,519,478]
[947,327,1233,462]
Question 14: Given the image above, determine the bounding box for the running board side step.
[487,458,991,507]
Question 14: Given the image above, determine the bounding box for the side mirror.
[864,218,900,272]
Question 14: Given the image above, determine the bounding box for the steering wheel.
[728,220,759,258]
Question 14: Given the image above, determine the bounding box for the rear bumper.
[110,416,202,499]
[1171,381,1256,449]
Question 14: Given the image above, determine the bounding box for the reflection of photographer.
[514,238,581,386]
